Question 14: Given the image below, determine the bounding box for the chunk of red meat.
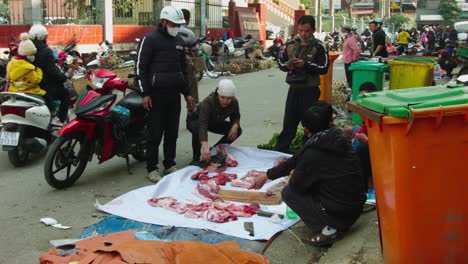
[231,170,266,189]
[192,180,220,200]
[147,197,187,214]
[217,145,238,167]
[202,209,238,223]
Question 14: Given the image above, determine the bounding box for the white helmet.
[160,6,185,25]
[29,24,48,41]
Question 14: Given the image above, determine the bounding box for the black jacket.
[136,27,190,97]
[267,127,366,215]
[371,28,388,58]
[32,40,67,98]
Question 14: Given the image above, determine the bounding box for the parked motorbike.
[0,92,58,166]
[43,68,148,189]
[86,40,132,69]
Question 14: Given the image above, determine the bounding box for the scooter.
[0,92,58,167]
[43,68,148,189]
[87,41,134,69]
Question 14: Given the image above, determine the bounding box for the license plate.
[0,131,19,146]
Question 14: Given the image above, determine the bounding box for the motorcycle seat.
[117,92,145,116]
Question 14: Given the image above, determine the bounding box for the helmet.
[341,24,352,31]
[160,6,186,25]
[351,25,358,31]
[372,18,383,25]
[29,24,48,41]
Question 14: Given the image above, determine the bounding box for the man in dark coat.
[137,6,195,182]
[253,101,366,247]
[274,15,329,153]
[29,24,69,124]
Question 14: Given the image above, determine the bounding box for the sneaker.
[146,170,161,183]
[51,116,64,127]
[164,166,178,175]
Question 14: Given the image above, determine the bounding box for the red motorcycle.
[43,69,148,189]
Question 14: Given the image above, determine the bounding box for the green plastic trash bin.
[348,61,389,125]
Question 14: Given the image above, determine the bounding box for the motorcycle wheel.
[8,144,29,167]
[44,132,88,189]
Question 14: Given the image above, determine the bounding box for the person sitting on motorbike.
[267,37,284,61]
[397,28,411,54]
[6,33,45,97]
[6,33,64,125]
[29,24,70,125]
[186,79,241,164]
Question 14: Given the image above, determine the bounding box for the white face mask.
[26,55,35,63]
[167,26,180,37]
[342,33,349,38]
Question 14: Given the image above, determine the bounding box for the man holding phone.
[275,15,329,153]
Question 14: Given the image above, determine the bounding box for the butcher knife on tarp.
[244,222,254,236]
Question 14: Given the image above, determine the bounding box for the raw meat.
[192,180,220,200]
[147,196,187,214]
[231,170,265,189]
[218,144,238,167]
[199,172,238,186]
[191,165,228,180]
[203,209,238,223]
[148,197,260,223]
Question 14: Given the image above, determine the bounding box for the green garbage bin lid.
[349,61,389,72]
[356,85,468,118]
[392,56,438,64]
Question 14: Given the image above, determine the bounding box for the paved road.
[0,59,382,263]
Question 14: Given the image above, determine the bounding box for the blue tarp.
[81,214,265,253]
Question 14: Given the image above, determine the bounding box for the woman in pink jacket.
[341,24,361,89]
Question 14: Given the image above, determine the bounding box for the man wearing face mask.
[341,24,360,89]
[275,15,329,153]
[136,5,195,182]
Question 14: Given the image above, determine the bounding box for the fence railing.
[1,0,230,29]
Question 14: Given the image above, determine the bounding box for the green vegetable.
[257,127,304,154]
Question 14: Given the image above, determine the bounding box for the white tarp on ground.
[96,145,300,240]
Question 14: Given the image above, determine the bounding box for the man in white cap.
[187,79,241,164]
[136,5,195,182]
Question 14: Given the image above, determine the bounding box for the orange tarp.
[40,231,269,264]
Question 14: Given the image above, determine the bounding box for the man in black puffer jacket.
[137,6,195,182]
[252,101,366,247]
[29,24,69,124]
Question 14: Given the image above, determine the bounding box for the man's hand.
[142,96,152,111]
[286,58,298,70]
[293,59,305,69]
[355,133,368,144]
[185,95,195,111]
[227,123,239,141]
[343,126,354,137]
[251,172,269,190]
[201,142,211,161]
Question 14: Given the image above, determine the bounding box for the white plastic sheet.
[96,146,299,240]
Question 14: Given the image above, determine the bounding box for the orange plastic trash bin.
[319,52,339,103]
[348,85,468,264]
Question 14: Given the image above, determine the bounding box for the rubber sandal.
[301,230,342,247]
